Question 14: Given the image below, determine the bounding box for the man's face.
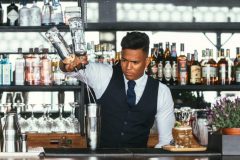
[121,49,150,80]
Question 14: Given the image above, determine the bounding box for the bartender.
[61,31,175,148]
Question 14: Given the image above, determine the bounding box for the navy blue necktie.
[127,80,136,107]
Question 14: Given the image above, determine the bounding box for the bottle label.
[15,60,25,85]
[157,61,163,80]
[219,64,227,79]
[236,70,240,83]
[2,64,11,85]
[164,61,172,81]
[190,65,201,84]
[7,9,18,25]
[172,61,178,79]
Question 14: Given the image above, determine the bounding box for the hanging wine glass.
[38,104,52,133]
[52,104,68,133]
[66,102,80,133]
[26,104,39,133]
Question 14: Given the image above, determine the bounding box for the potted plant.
[207,97,240,135]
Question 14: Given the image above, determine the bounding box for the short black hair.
[121,32,149,55]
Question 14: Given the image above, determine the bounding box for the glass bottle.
[157,43,164,82]
[148,48,158,79]
[163,42,172,85]
[235,47,240,84]
[171,43,178,85]
[226,49,234,84]
[32,48,40,85]
[190,50,201,85]
[15,48,25,85]
[40,48,52,85]
[51,0,64,25]
[217,49,228,85]
[177,43,188,85]
[2,54,12,85]
[29,0,41,26]
[0,1,3,25]
[52,60,65,85]
[206,49,217,85]
[19,0,30,26]
[42,0,51,25]
[7,0,18,26]
[25,48,34,85]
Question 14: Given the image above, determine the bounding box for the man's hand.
[60,55,88,72]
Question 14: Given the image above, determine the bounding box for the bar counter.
[37,148,240,160]
[1,148,240,160]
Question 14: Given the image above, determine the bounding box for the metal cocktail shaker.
[85,103,101,150]
[3,112,21,152]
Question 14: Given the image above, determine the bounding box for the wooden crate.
[27,133,87,148]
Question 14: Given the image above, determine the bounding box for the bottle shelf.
[1,22,240,32]
[169,85,240,91]
[0,85,82,92]
[0,84,239,92]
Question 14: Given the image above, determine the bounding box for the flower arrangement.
[207,97,240,129]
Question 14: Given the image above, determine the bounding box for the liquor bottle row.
[146,42,240,85]
[0,0,81,26]
[0,48,79,86]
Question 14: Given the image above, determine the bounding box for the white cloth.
[66,62,175,147]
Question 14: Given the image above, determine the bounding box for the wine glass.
[66,102,80,133]
[38,104,52,133]
[52,104,68,133]
[26,104,39,133]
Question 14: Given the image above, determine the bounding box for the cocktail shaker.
[85,103,101,150]
[3,112,21,152]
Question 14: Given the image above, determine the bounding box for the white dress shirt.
[67,62,175,147]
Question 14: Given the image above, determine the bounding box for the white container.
[64,6,81,25]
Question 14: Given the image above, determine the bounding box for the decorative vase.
[222,128,240,135]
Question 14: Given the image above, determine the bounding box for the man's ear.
[145,57,151,68]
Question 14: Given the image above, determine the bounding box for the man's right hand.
[60,55,88,72]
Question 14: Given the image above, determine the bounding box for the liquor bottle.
[42,0,51,25]
[203,49,218,85]
[19,0,30,26]
[32,48,40,85]
[7,0,19,26]
[202,49,210,85]
[171,43,178,85]
[51,0,64,25]
[190,50,201,85]
[163,42,172,85]
[177,43,188,85]
[40,48,51,85]
[2,54,12,85]
[29,0,41,26]
[235,47,240,84]
[148,48,158,79]
[157,43,164,82]
[226,49,234,84]
[0,1,3,25]
[15,48,25,85]
[187,52,191,84]
[25,48,34,85]
[52,60,65,85]
[217,49,228,85]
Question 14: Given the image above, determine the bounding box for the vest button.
[124,121,128,125]
[121,132,124,136]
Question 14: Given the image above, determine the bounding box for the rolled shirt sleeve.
[155,83,175,148]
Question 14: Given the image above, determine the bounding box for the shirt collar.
[123,72,148,88]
